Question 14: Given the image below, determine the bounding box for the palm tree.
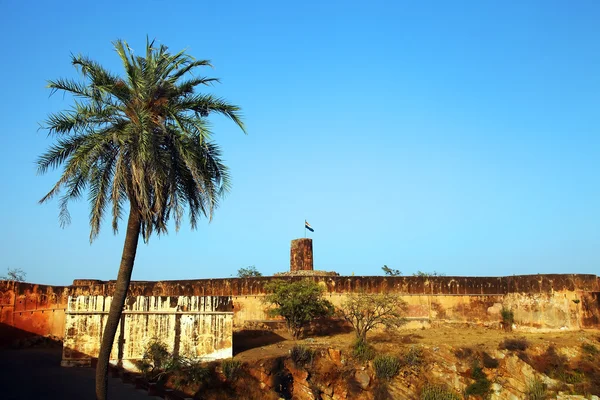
[37,39,245,400]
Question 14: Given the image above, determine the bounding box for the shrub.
[526,377,547,400]
[482,352,499,369]
[501,307,515,331]
[373,355,401,381]
[582,343,599,357]
[404,345,424,367]
[221,359,243,381]
[171,358,210,389]
[290,344,315,367]
[465,361,491,398]
[454,347,474,360]
[499,338,529,352]
[352,338,375,362]
[420,384,462,400]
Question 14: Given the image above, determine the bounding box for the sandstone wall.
[62,294,233,369]
[1,274,599,346]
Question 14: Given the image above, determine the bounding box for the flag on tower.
[305,220,314,232]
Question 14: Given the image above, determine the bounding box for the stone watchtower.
[290,238,313,272]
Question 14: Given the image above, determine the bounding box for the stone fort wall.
[2,273,600,345]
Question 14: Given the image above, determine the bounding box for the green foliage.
[1,268,26,282]
[171,358,211,389]
[382,265,401,276]
[338,291,407,343]
[264,280,334,339]
[501,307,515,331]
[373,355,401,381]
[582,343,599,357]
[237,266,262,278]
[526,378,547,400]
[420,384,462,400]
[38,39,245,242]
[221,359,243,381]
[290,345,315,367]
[454,347,474,360]
[413,271,445,277]
[482,352,499,369]
[135,339,171,379]
[499,338,529,351]
[404,345,425,368]
[465,361,492,398]
[352,337,376,362]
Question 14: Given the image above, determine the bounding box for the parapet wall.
[2,274,599,345]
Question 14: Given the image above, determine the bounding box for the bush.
[171,358,211,389]
[420,384,462,400]
[465,361,491,398]
[352,338,375,362]
[373,355,401,381]
[290,344,315,367]
[526,377,547,400]
[582,343,599,357]
[482,352,499,369]
[454,347,474,360]
[499,338,529,352]
[221,359,243,381]
[404,345,424,367]
[501,307,515,331]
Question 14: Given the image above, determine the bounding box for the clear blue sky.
[1,1,598,285]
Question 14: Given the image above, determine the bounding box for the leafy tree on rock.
[338,292,407,343]
[264,279,334,339]
[37,39,245,400]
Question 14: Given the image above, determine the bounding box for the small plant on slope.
[420,384,462,400]
[373,354,401,381]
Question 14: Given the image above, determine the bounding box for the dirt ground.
[233,322,600,362]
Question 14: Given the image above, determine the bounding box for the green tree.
[237,265,262,278]
[264,280,334,339]
[37,39,244,400]
[338,292,407,343]
[382,265,401,276]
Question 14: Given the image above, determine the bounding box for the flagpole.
[304,219,306,238]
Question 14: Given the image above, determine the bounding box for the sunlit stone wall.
[61,294,233,370]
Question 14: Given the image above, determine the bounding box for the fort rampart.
[2,274,600,345]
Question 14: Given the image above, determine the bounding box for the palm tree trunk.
[95,207,141,400]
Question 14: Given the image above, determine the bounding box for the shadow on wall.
[0,322,63,349]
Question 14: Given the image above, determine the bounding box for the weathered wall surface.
[62,295,233,369]
[0,281,69,345]
[2,274,599,346]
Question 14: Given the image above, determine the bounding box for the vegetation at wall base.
[221,359,243,382]
[501,307,515,331]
